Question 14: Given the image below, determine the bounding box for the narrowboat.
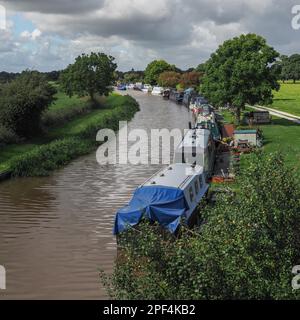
[182,88,197,107]
[113,163,209,235]
[126,83,135,90]
[174,128,216,178]
[189,96,209,111]
[142,84,152,93]
[162,88,171,99]
[117,84,127,91]
[152,86,164,95]
[196,121,221,142]
[169,90,184,104]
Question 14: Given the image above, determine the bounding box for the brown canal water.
[0,91,192,299]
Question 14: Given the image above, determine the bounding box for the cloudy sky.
[0,0,299,72]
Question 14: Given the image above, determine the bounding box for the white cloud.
[1,0,300,71]
[20,28,42,40]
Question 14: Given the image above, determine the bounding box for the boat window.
[189,187,194,203]
[194,180,199,194]
[199,175,203,189]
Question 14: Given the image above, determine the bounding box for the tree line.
[0,70,61,84]
[1,33,300,145]
[0,53,117,146]
[278,54,300,83]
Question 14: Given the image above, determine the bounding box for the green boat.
[196,120,221,141]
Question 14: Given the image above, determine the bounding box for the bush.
[0,125,20,146]
[102,152,300,300]
[9,95,139,176]
[10,138,94,177]
[0,71,56,138]
[79,95,139,139]
[42,102,93,127]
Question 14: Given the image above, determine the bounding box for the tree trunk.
[89,91,95,101]
[235,107,241,125]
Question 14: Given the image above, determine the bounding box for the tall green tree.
[60,52,117,101]
[201,34,280,123]
[0,71,56,138]
[195,62,207,73]
[281,54,300,83]
[144,60,175,85]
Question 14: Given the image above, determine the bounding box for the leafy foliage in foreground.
[102,152,300,299]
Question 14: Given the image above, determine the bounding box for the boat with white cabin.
[151,86,164,95]
[142,84,152,93]
[114,163,209,235]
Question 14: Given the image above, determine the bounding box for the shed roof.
[234,130,257,134]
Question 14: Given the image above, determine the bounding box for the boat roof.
[142,163,204,190]
[176,129,211,150]
[152,87,163,90]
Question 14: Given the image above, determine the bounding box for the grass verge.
[269,81,300,117]
[0,94,139,177]
[218,108,300,172]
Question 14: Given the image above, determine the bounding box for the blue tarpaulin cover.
[113,186,188,235]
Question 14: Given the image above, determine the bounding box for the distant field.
[220,109,300,172]
[260,117,300,170]
[270,81,300,117]
[49,90,88,111]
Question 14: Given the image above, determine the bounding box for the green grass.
[218,108,300,172]
[260,117,300,170]
[0,144,39,172]
[41,85,97,127]
[270,82,300,117]
[49,90,88,111]
[0,94,139,176]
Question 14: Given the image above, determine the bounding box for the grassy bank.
[220,109,300,172]
[0,94,139,177]
[259,118,300,170]
[269,81,300,117]
[41,84,99,127]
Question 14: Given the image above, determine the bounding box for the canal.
[0,91,192,299]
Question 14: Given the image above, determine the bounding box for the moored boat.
[151,86,164,95]
[117,84,127,91]
[113,163,209,235]
[174,128,216,178]
[142,84,152,93]
[169,90,184,104]
[162,88,171,99]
